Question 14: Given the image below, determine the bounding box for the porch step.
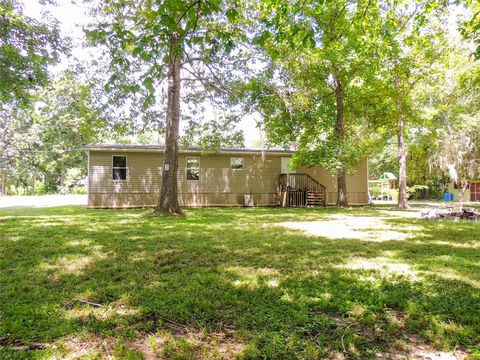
[306,189,325,206]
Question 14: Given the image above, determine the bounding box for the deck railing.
[278,173,323,191]
[278,173,326,207]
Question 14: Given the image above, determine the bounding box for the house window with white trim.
[112,156,127,180]
[186,157,200,180]
[230,157,244,170]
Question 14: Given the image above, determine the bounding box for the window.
[230,157,244,170]
[186,157,200,180]
[112,156,127,180]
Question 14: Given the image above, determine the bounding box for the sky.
[23,0,263,147]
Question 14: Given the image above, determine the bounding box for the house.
[447,180,480,202]
[86,144,369,208]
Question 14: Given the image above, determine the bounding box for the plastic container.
[443,192,453,202]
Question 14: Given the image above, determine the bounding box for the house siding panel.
[88,150,368,208]
[298,157,368,204]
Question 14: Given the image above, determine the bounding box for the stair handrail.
[279,173,326,191]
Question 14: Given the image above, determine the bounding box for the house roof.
[85,144,295,155]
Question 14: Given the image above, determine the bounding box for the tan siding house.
[87,145,369,208]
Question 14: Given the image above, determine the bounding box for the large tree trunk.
[397,113,409,209]
[156,34,182,215]
[334,75,348,207]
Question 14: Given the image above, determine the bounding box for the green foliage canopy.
[85,0,247,129]
[241,0,392,173]
[0,0,65,106]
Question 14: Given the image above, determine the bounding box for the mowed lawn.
[1,205,480,359]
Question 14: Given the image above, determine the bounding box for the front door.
[281,157,295,174]
[471,181,480,202]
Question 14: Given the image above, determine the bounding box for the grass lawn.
[1,205,479,359]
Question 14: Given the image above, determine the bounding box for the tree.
[425,36,480,202]
[374,0,448,208]
[433,123,480,202]
[34,70,107,192]
[243,0,387,207]
[0,0,65,106]
[0,0,65,193]
[0,70,107,194]
[180,115,244,150]
[461,1,480,58]
[0,107,39,194]
[87,0,246,214]
[366,5,480,204]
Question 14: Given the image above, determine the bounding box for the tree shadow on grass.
[1,206,479,358]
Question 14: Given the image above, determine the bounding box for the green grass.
[1,205,480,359]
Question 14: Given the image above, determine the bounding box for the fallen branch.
[77,299,110,309]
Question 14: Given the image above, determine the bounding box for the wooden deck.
[278,173,326,207]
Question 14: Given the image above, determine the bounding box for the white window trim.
[186,156,200,181]
[112,155,128,181]
[230,157,244,170]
